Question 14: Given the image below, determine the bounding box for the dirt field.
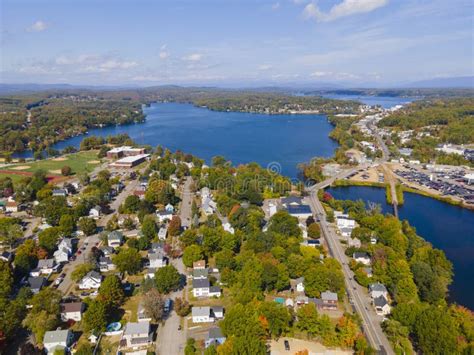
[52,157,67,161]
[88,160,101,164]
[349,165,382,183]
[269,338,351,355]
[10,165,31,170]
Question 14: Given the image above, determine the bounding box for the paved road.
[307,190,393,354]
[58,178,140,294]
[156,256,187,355]
[179,176,194,229]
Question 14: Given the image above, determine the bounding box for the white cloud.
[258,64,273,71]
[183,53,203,62]
[310,71,360,80]
[27,20,49,32]
[159,44,169,59]
[272,2,280,10]
[303,0,389,22]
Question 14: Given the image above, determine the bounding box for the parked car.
[284,340,290,351]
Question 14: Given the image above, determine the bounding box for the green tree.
[78,217,97,236]
[184,338,197,355]
[154,265,181,294]
[182,245,203,268]
[59,214,75,235]
[71,263,95,282]
[38,227,63,254]
[141,215,157,240]
[296,303,321,337]
[113,248,142,274]
[307,223,321,239]
[83,300,108,333]
[267,211,301,238]
[258,301,291,338]
[98,275,125,308]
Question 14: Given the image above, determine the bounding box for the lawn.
[3,151,102,177]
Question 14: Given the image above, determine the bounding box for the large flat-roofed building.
[110,154,150,168]
[107,146,147,159]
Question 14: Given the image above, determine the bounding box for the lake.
[326,185,474,310]
[26,102,339,178]
[322,94,415,108]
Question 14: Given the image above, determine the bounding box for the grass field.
[4,151,102,177]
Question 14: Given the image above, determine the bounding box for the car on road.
[77,250,82,255]
[284,340,290,351]
[178,325,182,331]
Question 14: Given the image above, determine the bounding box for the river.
[326,185,474,310]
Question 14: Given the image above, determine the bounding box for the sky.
[1,0,473,87]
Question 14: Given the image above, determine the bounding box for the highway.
[306,185,394,354]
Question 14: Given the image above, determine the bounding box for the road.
[179,176,194,229]
[58,177,140,294]
[156,256,187,355]
[307,190,394,354]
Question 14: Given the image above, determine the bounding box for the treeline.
[379,98,474,144]
[0,93,145,153]
[321,194,474,354]
[304,88,474,99]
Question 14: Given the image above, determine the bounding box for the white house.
[61,302,84,322]
[54,248,69,264]
[353,252,371,266]
[122,321,152,348]
[336,215,356,229]
[222,222,235,234]
[108,231,123,248]
[43,329,74,354]
[145,268,157,279]
[58,238,73,254]
[89,205,102,219]
[193,260,206,270]
[99,257,116,272]
[369,283,388,299]
[295,277,305,293]
[192,306,224,323]
[37,259,55,275]
[79,271,103,289]
[158,225,168,240]
[374,296,391,316]
[5,200,18,213]
[148,251,166,268]
[193,278,221,298]
[156,210,173,223]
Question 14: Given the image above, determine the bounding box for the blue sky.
[1,0,473,86]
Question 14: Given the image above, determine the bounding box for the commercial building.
[110,154,150,168]
[107,146,146,159]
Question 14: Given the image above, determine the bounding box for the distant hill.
[405,76,473,88]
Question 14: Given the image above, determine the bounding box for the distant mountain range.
[403,76,473,88]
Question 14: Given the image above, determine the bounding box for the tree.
[307,223,321,239]
[168,215,181,236]
[61,165,72,176]
[22,289,62,344]
[296,303,321,337]
[184,338,197,355]
[59,214,75,235]
[0,261,13,299]
[33,196,68,225]
[113,248,142,274]
[83,300,108,333]
[78,217,97,236]
[38,227,63,254]
[258,301,291,338]
[122,195,141,213]
[98,275,125,308]
[336,315,359,348]
[143,288,165,322]
[182,245,203,268]
[154,265,181,294]
[180,229,199,247]
[413,306,458,355]
[71,263,95,282]
[174,297,191,316]
[268,211,301,238]
[141,215,157,240]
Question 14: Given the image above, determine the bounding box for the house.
[369,283,388,299]
[158,225,168,240]
[165,203,174,213]
[99,257,116,272]
[205,327,226,348]
[52,189,68,197]
[151,242,165,253]
[28,276,46,294]
[137,302,152,322]
[373,296,391,316]
[321,291,338,310]
[148,251,167,268]
[156,210,173,223]
[201,195,217,216]
[353,252,371,265]
[340,227,354,238]
[193,279,221,298]
[5,200,18,213]
[133,187,146,200]
[222,222,235,234]
[363,267,373,278]
[43,329,74,354]
[193,268,209,280]
[193,260,206,270]
[37,259,55,275]
[294,277,305,293]
[88,332,99,344]
[145,267,157,279]
[101,246,115,257]
[348,237,361,248]
[286,204,312,219]
[79,271,103,289]
[192,306,224,323]
[54,248,70,264]
[58,238,73,254]
[336,215,356,229]
[121,321,152,348]
[61,302,84,322]
[89,205,102,219]
[296,295,309,305]
[108,231,124,248]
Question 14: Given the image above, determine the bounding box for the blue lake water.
[23,102,339,178]
[326,185,474,310]
[322,94,416,108]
